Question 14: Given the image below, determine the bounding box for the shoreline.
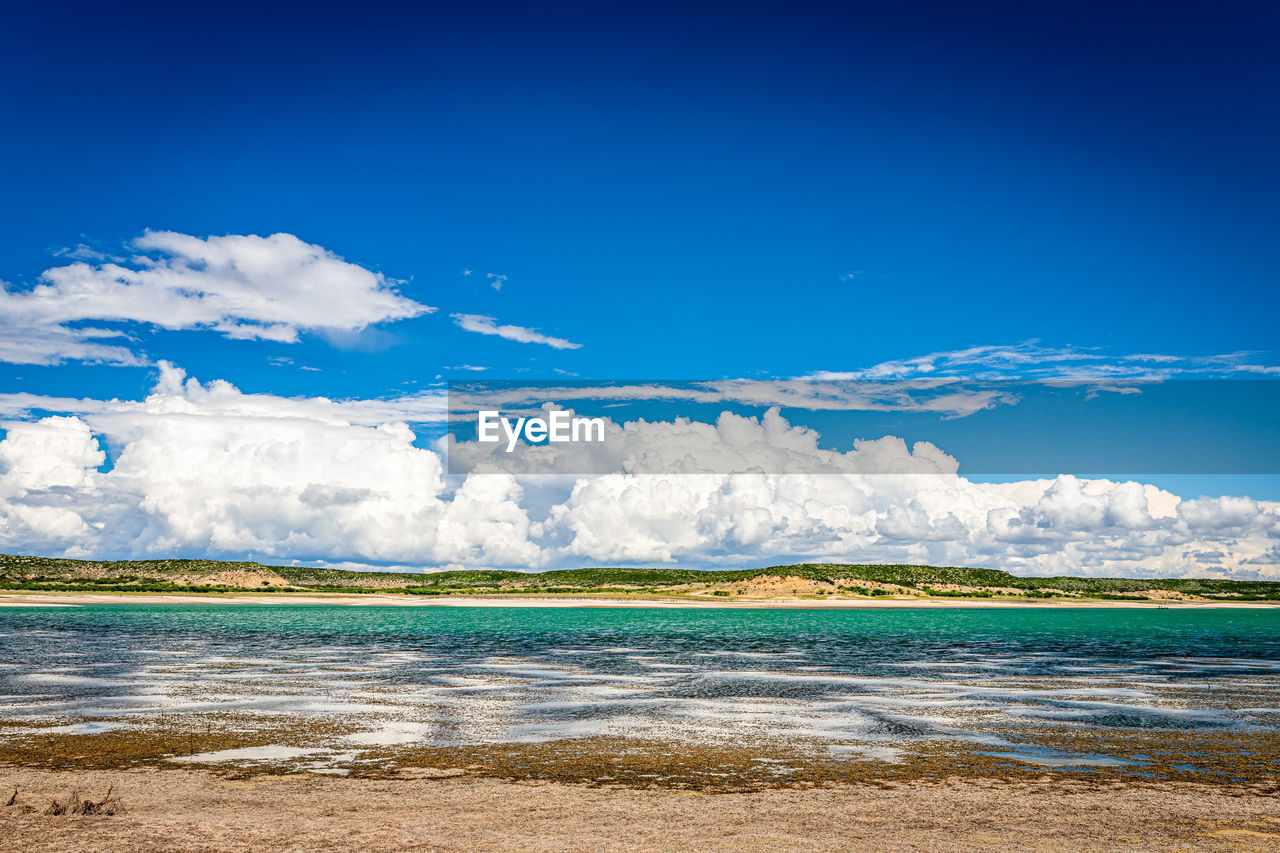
[1,590,1278,608]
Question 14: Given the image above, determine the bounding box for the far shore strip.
[1,591,1277,609]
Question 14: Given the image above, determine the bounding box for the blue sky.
[0,1,1277,573]
[2,1,1277,398]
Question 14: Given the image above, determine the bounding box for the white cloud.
[0,416,106,551]
[451,313,581,349]
[0,415,103,493]
[0,369,527,566]
[0,369,1276,577]
[0,231,433,365]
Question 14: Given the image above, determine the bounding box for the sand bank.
[1,590,1277,608]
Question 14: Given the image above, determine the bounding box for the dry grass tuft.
[41,785,123,816]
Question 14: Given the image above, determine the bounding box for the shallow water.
[1,604,1277,775]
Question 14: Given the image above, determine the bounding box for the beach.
[2,591,1277,608]
[3,768,1279,852]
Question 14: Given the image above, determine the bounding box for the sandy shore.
[2,768,1277,852]
[2,590,1277,608]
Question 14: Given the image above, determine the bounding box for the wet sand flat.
[2,768,1278,852]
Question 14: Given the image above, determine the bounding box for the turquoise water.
[1,604,1278,770]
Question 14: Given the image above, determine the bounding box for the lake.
[1,604,1277,784]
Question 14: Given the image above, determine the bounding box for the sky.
[0,1,1277,577]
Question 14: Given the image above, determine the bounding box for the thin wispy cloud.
[51,243,121,263]
[451,313,582,350]
[0,361,448,425]
[0,324,146,367]
[448,380,1008,418]
[806,341,1280,381]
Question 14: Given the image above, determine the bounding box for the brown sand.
[2,768,1278,852]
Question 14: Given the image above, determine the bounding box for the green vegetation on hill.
[1,553,1278,600]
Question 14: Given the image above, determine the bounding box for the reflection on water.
[0,604,1278,775]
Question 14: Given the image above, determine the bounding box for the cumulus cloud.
[0,369,526,566]
[0,416,106,550]
[0,369,1276,577]
[538,469,1280,576]
[451,313,582,349]
[0,231,433,364]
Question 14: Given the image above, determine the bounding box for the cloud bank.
[0,368,1275,578]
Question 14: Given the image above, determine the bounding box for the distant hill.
[2,553,1278,601]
